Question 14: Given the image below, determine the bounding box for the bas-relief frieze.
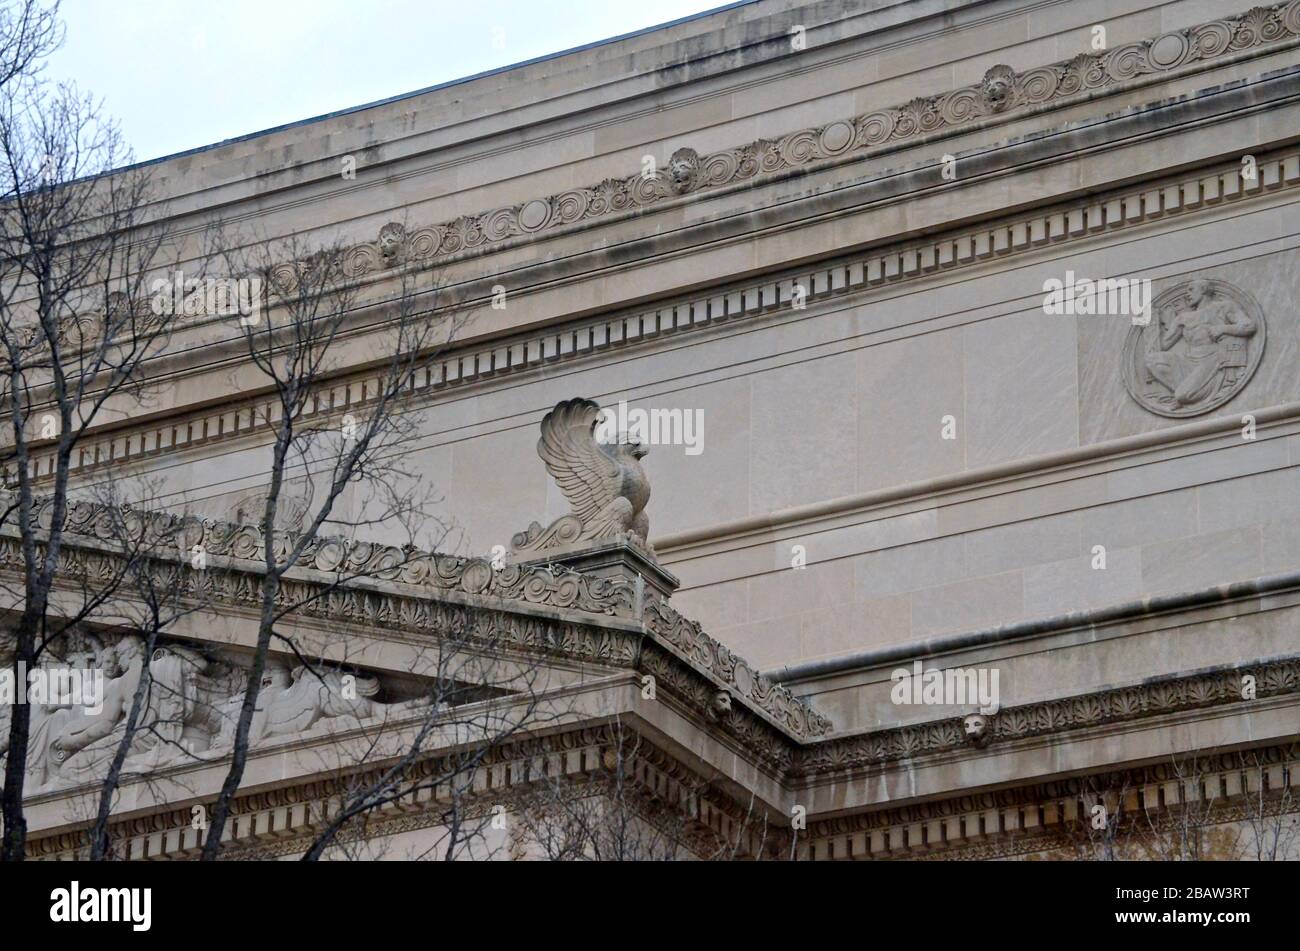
[1122,279,1267,417]
[0,630,434,795]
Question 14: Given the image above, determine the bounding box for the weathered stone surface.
[16,0,1300,860]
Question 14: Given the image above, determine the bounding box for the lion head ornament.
[979,64,1018,113]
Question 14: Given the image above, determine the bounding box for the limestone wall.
[50,0,1300,674]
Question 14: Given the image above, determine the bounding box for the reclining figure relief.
[1,634,435,794]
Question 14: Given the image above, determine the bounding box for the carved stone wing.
[537,398,622,524]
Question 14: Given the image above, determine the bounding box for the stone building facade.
[9,0,1300,859]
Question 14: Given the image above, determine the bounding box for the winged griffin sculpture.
[511,398,652,557]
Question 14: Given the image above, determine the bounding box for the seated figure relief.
[1123,278,1266,418]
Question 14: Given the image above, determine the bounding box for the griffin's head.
[612,438,647,461]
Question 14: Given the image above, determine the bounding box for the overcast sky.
[46,0,732,164]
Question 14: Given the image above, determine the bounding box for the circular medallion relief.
[1121,279,1265,417]
[1148,32,1190,70]
[459,559,493,595]
[819,120,855,154]
[518,199,551,232]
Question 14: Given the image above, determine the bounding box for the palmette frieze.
[795,656,1300,775]
[2,535,643,669]
[643,599,834,742]
[20,493,638,619]
[319,1,1300,277]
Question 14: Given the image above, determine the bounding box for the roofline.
[121,0,758,173]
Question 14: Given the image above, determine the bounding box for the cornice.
[805,741,1300,860]
[134,542,1300,780]
[43,0,1297,374]
[16,521,1300,858]
[32,496,1293,777]
[0,495,828,751]
[27,142,1300,491]
[794,655,1300,777]
[114,1,1063,239]
[26,721,782,860]
[16,2,1299,472]
[644,598,833,742]
[8,494,641,621]
[314,1,1300,278]
[60,498,1292,784]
